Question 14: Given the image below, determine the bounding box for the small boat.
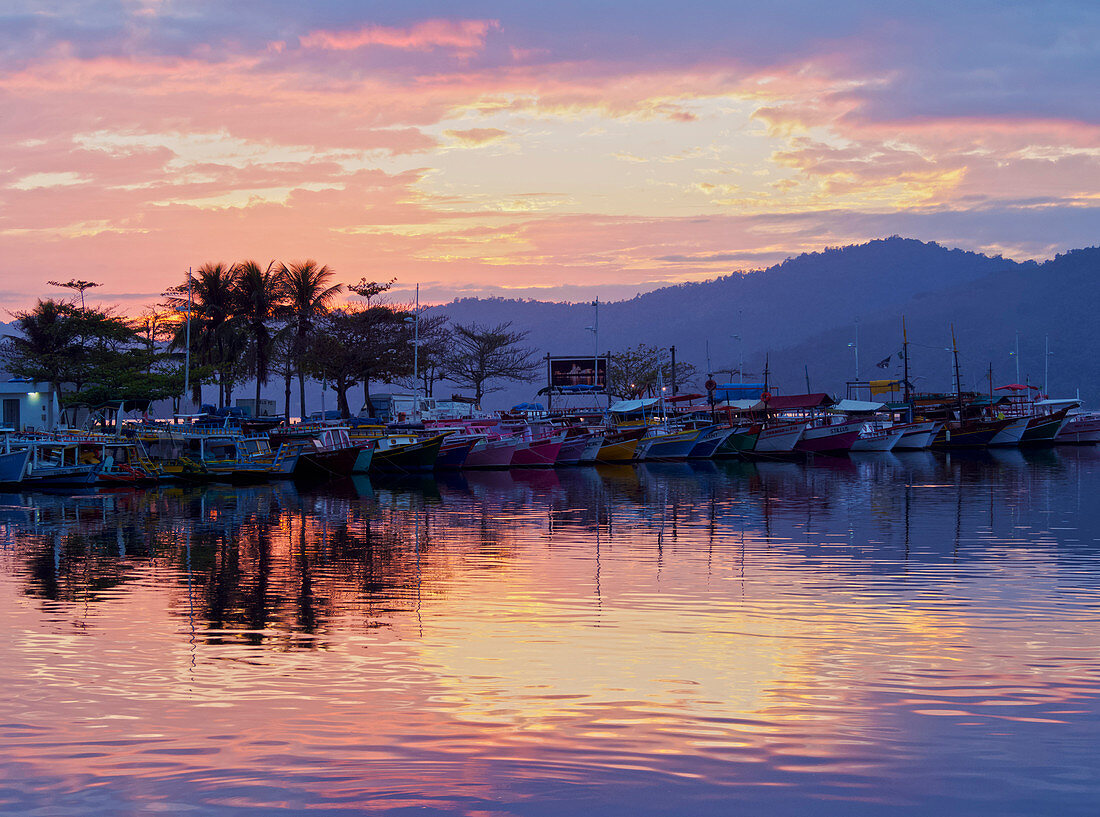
[272,426,362,479]
[635,426,708,461]
[893,420,943,450]
[715,423,761,457]
[988,416,1030,446]
[0,445,31,485]
[753,422,806,453]
[688,425,736,459]
[795,419,865,454]
[932,417,1014,448]
[369,432,444,473]
[1056,410,1100,444]
[554,430,592,465]
[596,426,648,463]
[850,425,906,452]
[578,433,605,463]
[511,432,564,467]
[435,435,476,469]
[464,435,520,468]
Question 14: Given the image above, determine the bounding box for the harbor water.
[2,448,1100,815]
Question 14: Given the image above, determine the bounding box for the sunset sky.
[2,1,1097,309]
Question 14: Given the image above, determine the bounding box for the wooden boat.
[893,421,943,450]
[715,423,761,457]
[850,426,906,452]
[688,425,736,459]
[369,433,444,473]
[578,433,605,463]
[596,426,648,463]
[753,422,806,453]
[435,436,476,469]
[464,435,520,468]
[1056,410,1100,444]
[0,445,31,485]
[1020,406,1072,444]
[635,426,708,461]
[795,419,864,454]
[932,417,1014,448]
[511,432,564,467]
[554,430,592,465]
[988,416,1030,446]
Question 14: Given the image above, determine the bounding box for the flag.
[876,355,891,369]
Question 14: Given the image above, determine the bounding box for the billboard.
[549,356,608,391]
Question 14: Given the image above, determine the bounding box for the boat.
[435,435,476,469]
[511,432,564,467]
[271,425,362,480]
[368,432,445,473]
[893,421,943,450]
[687,425,736,459]
[464,434,520,468]
[794,419,864,454]
[635,425,708,461]
[931,417,1014,448]
[850,426,906,452]
[715,423,761,457]
[0,445,31,485]
[595,426,648,463]
[1020,406,1072,444]
[987,415,1030,446]
[1056,410,1100,444]
[578,433,605,463]
[753,421,806,453]
[554,429,593,465]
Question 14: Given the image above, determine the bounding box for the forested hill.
[428,237,1099,405]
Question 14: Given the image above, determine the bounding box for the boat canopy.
[1036,398,1082,408]
[764,393,833,411]
[831,399,886,413]
[995,384,1040,391]
[665,393,705,403]
[609,398,659,414]
[713,383,765,402]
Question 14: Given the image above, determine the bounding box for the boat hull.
[795,421,864,454]
[988,416,1030,446]
[754,422,806,453]
[893,421,943,450]
[1021,408,1071,444]
[932,418,1013,448]
[511,436,563,467]
[688,427,735,459]
[371,435,443,473]
[850,428,906,452]
[464,437,519,469]
[636,428,705,461]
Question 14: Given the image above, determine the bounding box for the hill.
[431,237,1098,406]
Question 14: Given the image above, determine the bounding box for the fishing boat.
[753,421,806,453]
[987,416,1030,446]
[688,425,736,458]
[850,425,906,452]
[578,433,605,463]
[795,419,865,454]
[368,432,445,473]
[554,429,593,465]
[635,425,708,461]
[434,435,476,469]
[932,417,1014,448]
[1020,406,1073,444]
[0,443,31,485]
[1056,409,1100,444]
[464,434,520,468]
[595,426,648,463]
[15,438,101,487]
[893,421,943,450]
[715,423,761,457]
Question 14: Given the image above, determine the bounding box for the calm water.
[2,449,1100,816]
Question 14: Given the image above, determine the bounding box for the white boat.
[893,421,944,450]
[1056,410,1100,444]
[988,415,1031,446]
[850,426,906,452]
[578,433,605,463]
[753,422,806,453]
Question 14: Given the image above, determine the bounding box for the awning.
[609,398,659,413]
[831,399,886,413]
[665,393,704,403]
[995,384,1041,391]
[764,393,833,411]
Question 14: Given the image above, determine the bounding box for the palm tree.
[232,260,287,415]
[282,260,342,421]
[166,262,239,407]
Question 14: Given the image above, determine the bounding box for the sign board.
[548,356,608,391]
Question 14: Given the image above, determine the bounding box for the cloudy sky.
[2,0,1097,308]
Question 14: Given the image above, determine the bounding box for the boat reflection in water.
[2,447,1100,816]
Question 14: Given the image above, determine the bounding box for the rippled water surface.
[3,449,1100,815]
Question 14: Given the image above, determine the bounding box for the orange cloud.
[299,19,499,52]
[443,128,508,146]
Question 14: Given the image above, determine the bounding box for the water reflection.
[1,448,1099,815]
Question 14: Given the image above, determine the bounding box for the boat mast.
[902,315,911,421]
[951,325,963,417]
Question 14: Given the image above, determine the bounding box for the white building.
[0,377,60,432]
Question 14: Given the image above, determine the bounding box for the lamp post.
[847,318,860,382]
[183,268,192,409]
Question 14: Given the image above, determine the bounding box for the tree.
[443,321,540,406]
[283,260,342,421]
[303,309,369,418]
[165,262,240,407]
[0,299,83,397]
[607,343,697,399]
[47,278,101,312]
[232,260,287,413]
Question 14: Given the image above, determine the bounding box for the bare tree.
[443,321,540,407]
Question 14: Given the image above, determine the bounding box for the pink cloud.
[299,19,499,52]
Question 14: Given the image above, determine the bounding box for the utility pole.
[183,267,192,410]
